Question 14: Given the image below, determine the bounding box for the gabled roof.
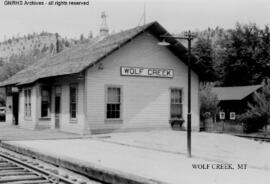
[212,85,263,101]
[0,21,215,87]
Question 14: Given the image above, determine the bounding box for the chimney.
[100,11,109,37]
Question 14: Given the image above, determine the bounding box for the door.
[12,93,19,125]
[55,86,61,129]
[55,96,61,129]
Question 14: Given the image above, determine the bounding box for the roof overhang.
[147,22,217,81]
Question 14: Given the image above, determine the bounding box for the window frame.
[169,88,183,120]
[230,112,236,120]
[219,112,225,120]
[69,83,78,121]
[24,88,32,119]
[105,85,123,122]
[40,86,50,118]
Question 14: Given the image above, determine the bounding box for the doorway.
[55,86,61,129]
[55,96,61,129]
[12,93,19,125]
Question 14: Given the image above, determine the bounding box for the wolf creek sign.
[120,66,174,78]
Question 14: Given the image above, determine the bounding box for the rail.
[235,134,270,142]
[0,148,101,184]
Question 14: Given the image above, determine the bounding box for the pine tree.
[192,36,213,71]
[221,23,270,86]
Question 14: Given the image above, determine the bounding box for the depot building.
[0,22,213,134]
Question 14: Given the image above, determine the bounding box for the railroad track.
[236,134,270,142]
[0,148,102,184]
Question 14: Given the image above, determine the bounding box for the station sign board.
[120,66,174,78]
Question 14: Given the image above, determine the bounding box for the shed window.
[24,88,31,118]
[230,112,236,120]
[170,88,183,119]
[41,87,50,117]
[106,87,121,119]
[70,84,78,119]
[219,112,225,120]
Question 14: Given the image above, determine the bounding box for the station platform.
[1,128,270,184]
[0,122,83,141]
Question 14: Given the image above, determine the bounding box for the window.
[230,112,236,120]
[219,112,225,120]
[170,88,182,119]
[106,87,121,119]
[24,88,31,118]
[41,87,50,117]
[70,84,77,119]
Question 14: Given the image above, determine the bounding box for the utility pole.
[159,31,195,157]
[186,31,192,158]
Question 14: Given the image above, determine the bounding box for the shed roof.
[0,21,215,87]
[212,85,263,101]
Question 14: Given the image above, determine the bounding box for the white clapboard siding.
[53,76,86,134]
[86,31,200,133]
[5,96,13,125]
[18,86,38,129]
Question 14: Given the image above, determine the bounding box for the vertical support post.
[158,32,194,158]
[55,33,59,53]
[222,120,225,133]
[187,31,192,158]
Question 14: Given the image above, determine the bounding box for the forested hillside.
[0,32,93,83]
[192,23,270,86]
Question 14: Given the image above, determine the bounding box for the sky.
[0,0,269,41]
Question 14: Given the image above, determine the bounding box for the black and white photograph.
[0,0,269,183]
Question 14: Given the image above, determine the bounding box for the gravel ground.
[4,130,270,184]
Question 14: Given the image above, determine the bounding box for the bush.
[238,85,270,133]
[170,119,185,130]
[199,83,219,120]
[237,111,266,133]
